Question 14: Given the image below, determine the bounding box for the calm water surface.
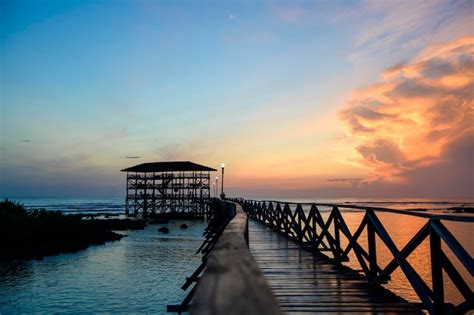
[0,216,205,314]
[1,197,473,312]
[338,211,473,305]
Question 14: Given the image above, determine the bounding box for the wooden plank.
[191,203,282,315]
[430,222,445,314]
[249,219,423,314]
[252,199,474,222]
[440,251,473,300]
[367,211,434,312]
[430,220,474,276]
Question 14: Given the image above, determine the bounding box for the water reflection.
[336,211,473,305]
[0,221,205,314]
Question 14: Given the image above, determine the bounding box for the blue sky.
[1,0,472,198]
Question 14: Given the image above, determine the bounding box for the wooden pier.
[169,200,473,315]
[121,161,216,217]
[249,220,422,313]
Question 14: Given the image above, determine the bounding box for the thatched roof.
[121,161,216,173]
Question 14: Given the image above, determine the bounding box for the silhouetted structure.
[121,161,216,217]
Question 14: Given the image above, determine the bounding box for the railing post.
[245,215,249,248]
[367,210,377,282]
[298,205,303,242]
[311,205,318,246]
[430,219,444,314]
[333,207,341,262]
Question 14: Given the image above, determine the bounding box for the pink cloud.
[339,36,474,197]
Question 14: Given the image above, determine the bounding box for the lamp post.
[215,177,218,198]
[220,163,226,199]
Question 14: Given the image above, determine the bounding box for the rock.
[180,223,188,229]
[158,226,169,234]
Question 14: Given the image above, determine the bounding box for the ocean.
[0,197,473,313]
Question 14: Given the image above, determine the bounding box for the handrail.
[234,198,474,314]
[256,199,474,222]
[127,174,209,180]
[167,199,237,313]
[191,202,282,315]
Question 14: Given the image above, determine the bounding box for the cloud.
[340,105,397,134]
[327,178,364,182]
[395,132,474,196]
[20,139,31,143]
[339,36,474,197]
[357,139,405,165]
[125,156,141,159]
[343,0,473,63]
[382,62,406,79]
[228,13,236,20]
[327,178,364,188]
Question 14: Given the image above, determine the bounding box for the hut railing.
[235,198,474,314]
[127,174,209,180]
[126,194,210,200]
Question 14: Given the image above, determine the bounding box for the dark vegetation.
[448,206,474,213]
[0,199,145,261]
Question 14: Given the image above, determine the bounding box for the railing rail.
[126,194,209,199]
[167,199,236,313]
[168,200,281,314]
[127,174,210,180]
[234,198,473,314]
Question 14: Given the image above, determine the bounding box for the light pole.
[215,177,218,198]
[220,163,225,199]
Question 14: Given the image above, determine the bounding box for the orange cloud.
[339,36,474,194]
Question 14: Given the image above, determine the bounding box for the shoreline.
[0,200,147,261]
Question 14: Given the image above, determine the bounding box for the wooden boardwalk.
[249,220,422,314]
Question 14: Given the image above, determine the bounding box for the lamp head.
[220,163,225,169]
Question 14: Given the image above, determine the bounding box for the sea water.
[0,197,205,314]
[0,197,473,313]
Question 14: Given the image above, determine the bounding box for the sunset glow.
[1,0,472,198]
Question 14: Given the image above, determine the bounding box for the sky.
[0,0,473,199]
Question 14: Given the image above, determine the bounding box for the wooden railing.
[168,200,281,314]
[127,174,209,180]
[191,201,281,315]
[167,199,236,313]
[235,198,474,314]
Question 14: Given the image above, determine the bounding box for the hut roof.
[121,161,217,173]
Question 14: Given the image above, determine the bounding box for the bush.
[0,199,123,260]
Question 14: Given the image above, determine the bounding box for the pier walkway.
[249,220,422,314]
[181,200,473,315]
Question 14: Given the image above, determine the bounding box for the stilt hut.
[121,161,216,217]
